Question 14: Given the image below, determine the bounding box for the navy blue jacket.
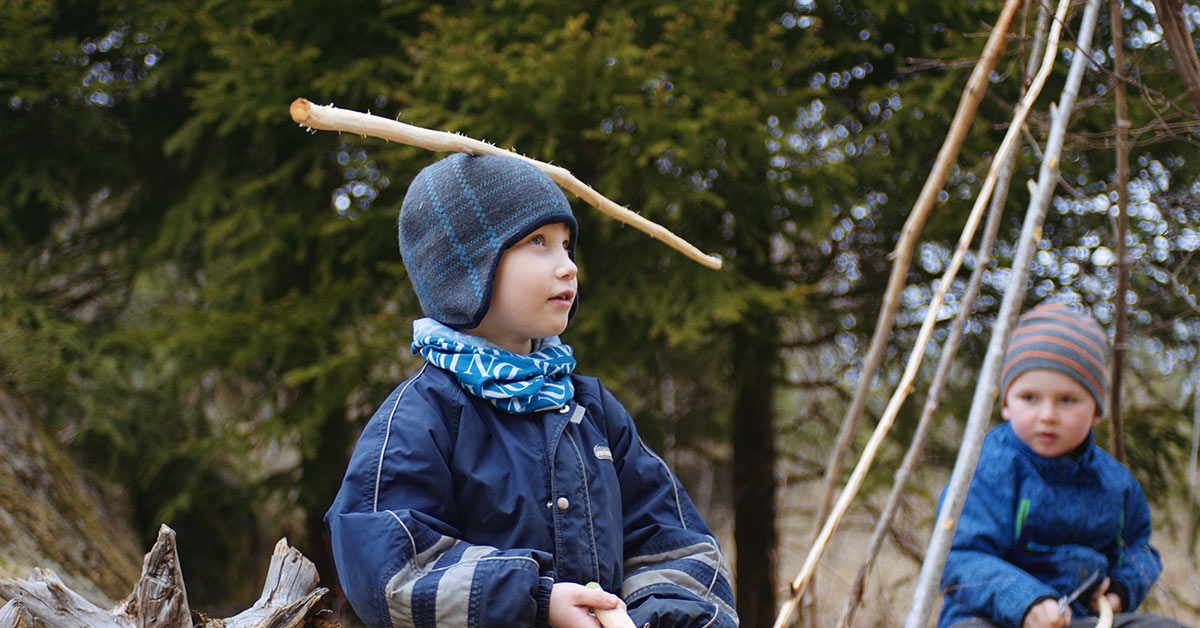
[938,423,1162,628]
[326,364,738,628]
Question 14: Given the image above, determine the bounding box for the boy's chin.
[1028,438,1087,458]
[545,319,571,338]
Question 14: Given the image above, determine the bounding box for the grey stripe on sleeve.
[385,537,543,628]
[622,540,736,620]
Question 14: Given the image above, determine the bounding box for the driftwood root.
[0,525,335,628]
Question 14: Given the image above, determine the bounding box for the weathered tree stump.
[0,525,336,628]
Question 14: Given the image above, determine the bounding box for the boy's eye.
[529,234,545,246]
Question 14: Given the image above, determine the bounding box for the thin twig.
[289,98,723,270]
[1188,368,1200,603]
[1143,262,1200,315]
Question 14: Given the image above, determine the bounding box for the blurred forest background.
[2,0,1198,626]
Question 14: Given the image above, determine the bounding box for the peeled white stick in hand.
[585,582,637,628]
[1096,595,1114,628]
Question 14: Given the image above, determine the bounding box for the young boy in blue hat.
[938,303,1184,628]
[325,153,738,628]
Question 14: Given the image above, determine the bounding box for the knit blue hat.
[1000,303,1109,413]
[398,153,578,329]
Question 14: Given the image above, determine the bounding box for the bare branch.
[1148,0,1200,117]
[1108,0,1133,461]
[289,99,722,270]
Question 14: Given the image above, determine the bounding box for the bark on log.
[0,525,334,628]
[0,567,127,628]
[222,538,326,628]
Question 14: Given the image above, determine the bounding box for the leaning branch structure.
[904,0,1107,623]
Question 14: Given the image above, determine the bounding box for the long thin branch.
[289,99,722,270]
[795,3,1028,623]
[1148,0,1200,116]
[1188,368,1200,601]
[904,0,1106,624]
[836,167,1012,628]
[1108,0,1132,462]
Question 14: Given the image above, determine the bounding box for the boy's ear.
[999,397,1011,421]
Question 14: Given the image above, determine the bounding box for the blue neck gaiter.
[411,318,576,414]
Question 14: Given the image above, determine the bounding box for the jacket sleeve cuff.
[1106,579,1130,612]
[1019,595,1057,627]
[535,577,554,628]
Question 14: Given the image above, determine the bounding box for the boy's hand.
[1022,598,1070,628]
[549,582,623,628]
[1088,577,1123,614]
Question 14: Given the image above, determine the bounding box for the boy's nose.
[556,252,577,279]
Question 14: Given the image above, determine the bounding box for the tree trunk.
[301,400,355,622]
[732,314,779,628]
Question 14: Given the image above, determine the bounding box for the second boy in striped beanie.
[999,302,1109,415]
[936,302,1179,628]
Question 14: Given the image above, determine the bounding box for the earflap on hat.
[397,153,577,329]
[999,303,1109,413]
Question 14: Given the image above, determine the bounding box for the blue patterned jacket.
[938,422,1162,628]
[326,364,737,628]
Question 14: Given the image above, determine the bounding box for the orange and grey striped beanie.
[999,303,1109,413]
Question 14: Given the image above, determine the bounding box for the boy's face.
[467,222,576,354]
[1001,368,1101,458]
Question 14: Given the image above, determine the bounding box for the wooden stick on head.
[290,98,722,270]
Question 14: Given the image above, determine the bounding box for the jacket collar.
[999,421,1096,482]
